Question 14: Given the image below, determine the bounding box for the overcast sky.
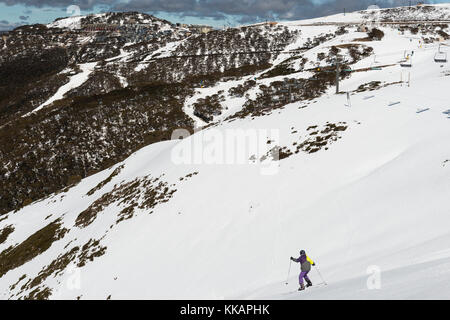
[0,0,449,30]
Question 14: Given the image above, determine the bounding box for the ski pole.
[285,260,292,285]
[314,265,327,285]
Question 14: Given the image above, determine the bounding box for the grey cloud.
[0,0,435,22]
[112,0,310,20]
[0,19,23,31]
[19,15,29,20]
[0,0,116,10]
[112,0,430,21]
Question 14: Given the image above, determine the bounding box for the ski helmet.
[300,250,305,255]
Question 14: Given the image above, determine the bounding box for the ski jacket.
[293,254,314,272]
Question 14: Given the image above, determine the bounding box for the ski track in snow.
[23,62,97,117]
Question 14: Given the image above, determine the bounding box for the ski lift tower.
[400,53,413,67]
[334,54,345,94]
[279,80,304,103]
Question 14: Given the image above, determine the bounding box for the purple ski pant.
[299,271,310,285]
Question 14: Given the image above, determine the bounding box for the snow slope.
[1,7,450,300]
[282,3,450,25]
[24,62,97,116]
[48,16,84,30]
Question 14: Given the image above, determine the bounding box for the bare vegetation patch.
[398,23,449,37]
[368,28,385,41]
[77,239,107,267]
[295,122,348,154]
[14,237,107,299]
[193,93,226,123]
[9,274,26,291]
[0,224,14,245]
[86,164,125,196]
[0,219,67,277]
[24,286,52,300]
[258,57,307,79]
[260,146,293,162]
[259,122,349,161]
[354,80,402,93]
[355,81,382,93]
[75,174,177,228]
[228,80,257,98]
[25,246,79,292]
[227,76,334,120]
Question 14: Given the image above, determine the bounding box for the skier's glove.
[290,257,294,261]
[312,263,316,266]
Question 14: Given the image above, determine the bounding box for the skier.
[290,250,315,291]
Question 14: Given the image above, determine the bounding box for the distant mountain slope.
[283,3,450,25]
[0,12,301,215]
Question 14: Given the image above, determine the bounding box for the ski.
[283,282,328,295]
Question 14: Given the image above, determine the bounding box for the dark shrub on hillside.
[0,48,68,87]
[368,28,385,40]
[438,30,449,40]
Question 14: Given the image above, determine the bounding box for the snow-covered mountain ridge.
[0,5,450,299]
